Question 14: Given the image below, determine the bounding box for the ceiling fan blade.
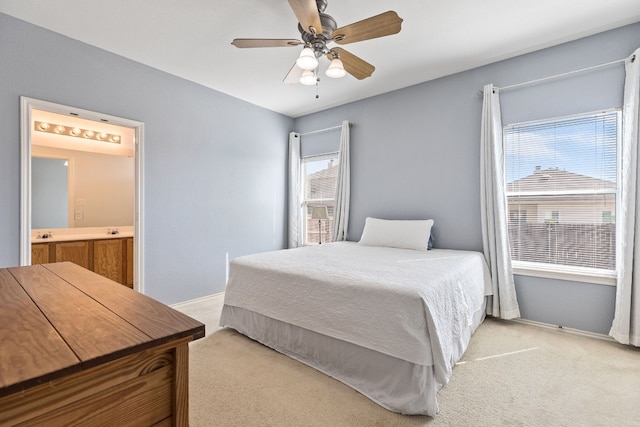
[328,48,374,80]
[288,0,323,35]
[283,63,304,84]
[332,11,403,45]
[231,39,303,48]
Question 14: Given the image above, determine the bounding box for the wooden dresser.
[0,262,205,426]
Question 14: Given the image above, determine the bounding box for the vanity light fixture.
[34,121,122,144]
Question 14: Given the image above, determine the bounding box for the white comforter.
[222,242,491,385]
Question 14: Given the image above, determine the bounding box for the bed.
[219,240,491,416]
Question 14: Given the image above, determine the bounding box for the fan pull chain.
[315,78,320,99]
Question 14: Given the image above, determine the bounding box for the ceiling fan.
[231,0,403,85]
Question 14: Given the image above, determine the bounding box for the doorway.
[19,97,145,293]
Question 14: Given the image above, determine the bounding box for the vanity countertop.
[32,232,133,243]
[31,227,134,243]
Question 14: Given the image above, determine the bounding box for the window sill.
[512,262,616,286]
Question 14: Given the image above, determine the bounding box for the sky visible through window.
[305,158,333,174]
[504,111,618,184]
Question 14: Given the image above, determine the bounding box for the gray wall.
[0,13,292,304]
[294,23,640,335]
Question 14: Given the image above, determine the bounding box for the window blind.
[504,110,619,272]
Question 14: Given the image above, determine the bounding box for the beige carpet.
[189,318,640,426]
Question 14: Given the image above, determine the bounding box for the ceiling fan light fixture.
[325,58,346,78]
[300,69,317,86]
[296,47,319,70]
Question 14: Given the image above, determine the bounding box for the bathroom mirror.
[31,146,135,229]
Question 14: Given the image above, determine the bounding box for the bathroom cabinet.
[31,237,133,288]
[31,243,49,265]
[94,239,123,284]
[55,241,91,269]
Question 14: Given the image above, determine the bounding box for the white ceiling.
[2,0,640,118]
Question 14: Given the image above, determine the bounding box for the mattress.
[220,242,491,415]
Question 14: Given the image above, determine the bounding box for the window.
[301,152,339,244]
[602,211,614,224]
[544,210,559,224]
[504,110,620,277]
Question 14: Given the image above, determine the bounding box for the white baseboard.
[170,292,225,309]
[509,318,614,342]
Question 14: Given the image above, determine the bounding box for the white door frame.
[20,96,146,293]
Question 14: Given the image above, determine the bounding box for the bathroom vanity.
[31,227,134,288]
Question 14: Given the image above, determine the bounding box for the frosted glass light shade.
[296,47,319,70]
[325,58,346,78]
[300,69,317,85]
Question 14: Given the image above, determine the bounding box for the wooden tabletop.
[0,262,205,398]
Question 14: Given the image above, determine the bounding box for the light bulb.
[70,128,81,136]
[38,122,50,131]
[84,130,94,138]
[111,135,121,143]
[325,58,346,78]
[55,125,65,134]
[300,69,317,86]
[296,47,319,70]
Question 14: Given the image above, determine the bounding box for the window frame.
[503,109,622,286]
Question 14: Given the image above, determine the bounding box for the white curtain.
[611,50,640,346]
[480,84,521,319]
[288,132,303,248]
[332,120,350,242]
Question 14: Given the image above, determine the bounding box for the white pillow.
[358,217,434,251]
